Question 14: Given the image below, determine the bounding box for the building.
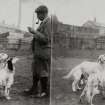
[0,23,31,50]
[54,22,100,49]
[83,18,105,35]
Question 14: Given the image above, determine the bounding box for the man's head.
[35,5,48,21]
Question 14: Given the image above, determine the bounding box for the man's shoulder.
[43,16,51,24]
[43,15,58,25]
[41,15,59,33]
[45,15,58,22]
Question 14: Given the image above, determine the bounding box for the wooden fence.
[53,34,105,50]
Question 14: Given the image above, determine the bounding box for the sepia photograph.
[0,0,105,105]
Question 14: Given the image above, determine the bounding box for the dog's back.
[63,61,99,79]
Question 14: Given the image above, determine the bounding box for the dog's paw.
[6,96,11,100]
[79,98,83,104]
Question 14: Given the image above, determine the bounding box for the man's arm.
[31,37,35,52]
[28,27,48,42]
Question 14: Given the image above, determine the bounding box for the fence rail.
[53,34,105,50]
[0,37,32,52]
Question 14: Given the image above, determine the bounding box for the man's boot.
[40,77,49,97]
[23,76,39,96]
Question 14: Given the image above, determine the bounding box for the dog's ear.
[7,58,13,71]
[12,57,19,64]
[97,56,103,64]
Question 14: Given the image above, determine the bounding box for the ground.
[0,49,49,105]
[1,47,105,105]
[51,56,105,105]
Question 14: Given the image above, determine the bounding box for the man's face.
[36,12,47,21]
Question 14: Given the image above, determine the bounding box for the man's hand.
[27,27,46,40]
[27,27,38,39]
[27,27,35,33]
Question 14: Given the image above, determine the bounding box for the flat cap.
[35,5,48,13]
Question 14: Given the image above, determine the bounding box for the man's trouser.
[31,56,50,94]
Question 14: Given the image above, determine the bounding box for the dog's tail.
[62,69,74,79]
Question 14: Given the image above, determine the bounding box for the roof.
[0,23,25,34]
[83,20,105,28]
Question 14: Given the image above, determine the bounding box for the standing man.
[23,5,52,97]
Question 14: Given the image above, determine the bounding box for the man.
[23,5,52,97]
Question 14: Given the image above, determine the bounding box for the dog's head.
[0,53,19,72]
[0,53,9,62]
[97,54,105,64]
[0,53,19,63]
[79,73,89,87]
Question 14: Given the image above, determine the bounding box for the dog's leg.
[75,79,83,91]
[86,90,94,105]
[72,80,77,92]
[4,75,14,100]
[77,83,82,90]
[4,86,11,100]
[75,72,83,91]
[86,93,91,105]
[101,88,105,99]
[79,85,87,103]
[90,93,94,105]
[79,92,84,103]
[72,79,83,92]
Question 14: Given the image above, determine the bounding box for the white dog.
[80,70,105,105]
[63,54,105,92]
[80,73,100,105]
[0,53,19,100]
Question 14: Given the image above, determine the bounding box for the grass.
[51,57,105,105]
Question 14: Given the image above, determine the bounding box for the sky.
[0,0,105,31]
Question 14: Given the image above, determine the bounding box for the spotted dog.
[80,70,105,105]
[63,54,105,92]
[0,53,19,100]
